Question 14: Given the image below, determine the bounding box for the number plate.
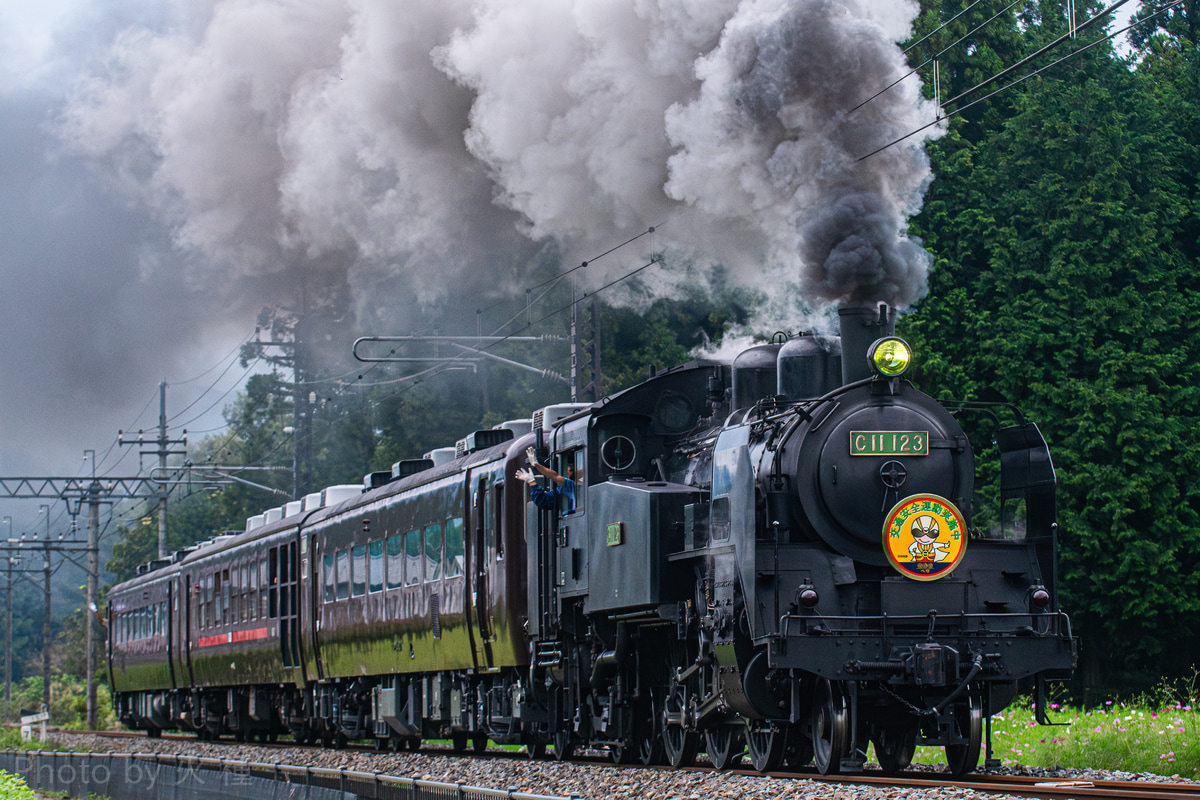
[851,431,929,456]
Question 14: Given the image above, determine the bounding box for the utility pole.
[119,382,187,558]
[83,450,100,730]
[246,314,309,501]
[5,551,12,723]
[38,505,50,712]
[1,514,9,722]
[571,297,603,402]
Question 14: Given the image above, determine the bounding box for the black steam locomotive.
[107,304,1075,775]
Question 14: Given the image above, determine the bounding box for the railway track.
[48,729,1200,800]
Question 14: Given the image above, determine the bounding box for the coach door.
[270,541,301,672]
[179,573,196,685]
[469,471,495,670]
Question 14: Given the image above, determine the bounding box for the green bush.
[0,770,36,800]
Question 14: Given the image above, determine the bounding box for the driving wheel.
[811,679,849,775]
[945,692,983,776]
[746,723,788,773]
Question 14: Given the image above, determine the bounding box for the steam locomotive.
[107,304,1075,775]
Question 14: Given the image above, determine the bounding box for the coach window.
[241,564,250,621]
[404,531,421,586]
[221,569,231,625]
[197,586,206,630]
[335,549,350,600]
[352,544,367,597]
[248,562,258,620]
[445,517,464,578]
[231,565,240,622]
[369,540,383,593]
[260,559,269,618]
[386,534,403,590]
[206,573,215,628]
[424,523,442,582]
[322,553,335,603]
[214,572,224,626]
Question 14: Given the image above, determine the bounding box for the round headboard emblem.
[882,494,967,581]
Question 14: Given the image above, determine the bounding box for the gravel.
[38,731,1195,800]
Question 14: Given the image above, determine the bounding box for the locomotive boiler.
[107,304,1075,775]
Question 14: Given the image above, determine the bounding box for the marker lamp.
[868,337,913,378]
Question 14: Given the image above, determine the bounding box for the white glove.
[515,467,537,485]
[526,447,538,466]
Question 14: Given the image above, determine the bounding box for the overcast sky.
[0,0,1138,540]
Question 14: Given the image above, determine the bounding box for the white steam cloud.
[59,0,942,334]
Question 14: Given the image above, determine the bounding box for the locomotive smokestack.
[838,304,895,385]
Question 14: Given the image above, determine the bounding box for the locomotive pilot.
[908,514,952,563]
[516,446,577,514]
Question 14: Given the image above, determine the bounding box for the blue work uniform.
[530,478,576,514]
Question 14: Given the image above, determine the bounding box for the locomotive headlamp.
[798,585,819,609]
[1030,586,1051,609]
[868,337,913,378]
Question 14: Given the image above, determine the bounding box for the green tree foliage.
[906,0,1200,690]
[1130,0,1198,49]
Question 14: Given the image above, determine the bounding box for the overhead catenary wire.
[169,357,263,430]
[851,0,1024,114]
[340,226,662,391]
[856,0,1174,162]
[343,252,662,391]
[902,0,990,55]
[938,0,1134,110]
